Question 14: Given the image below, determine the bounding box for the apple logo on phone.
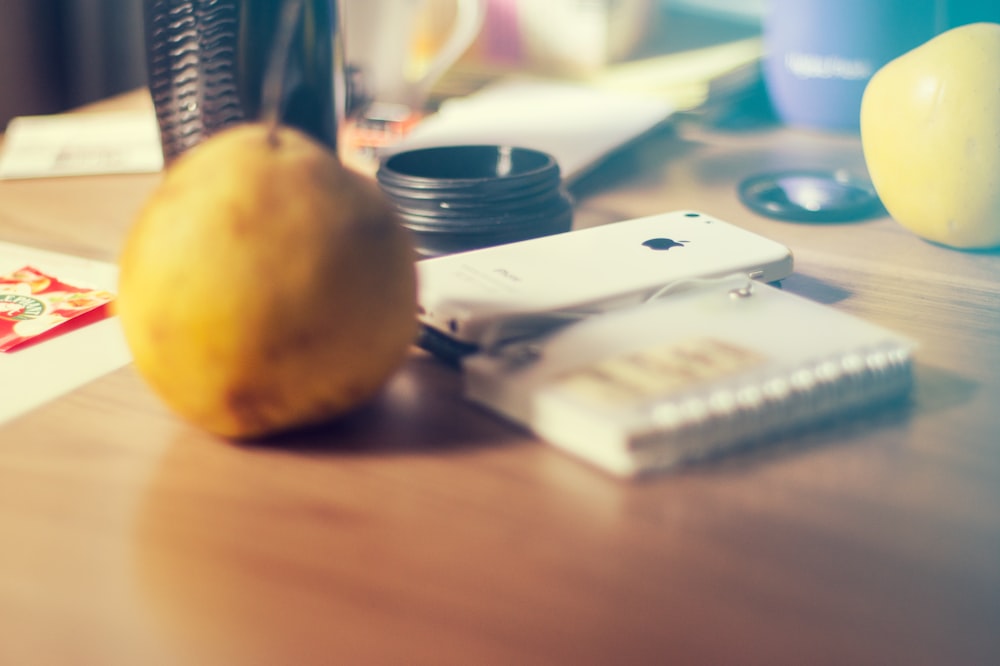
[642,238,688,251]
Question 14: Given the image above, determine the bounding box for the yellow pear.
[117,123,418,439]
[860,22,1000,249]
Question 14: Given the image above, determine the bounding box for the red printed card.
[0,265,115,352]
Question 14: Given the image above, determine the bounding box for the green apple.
[860,22,1000,249]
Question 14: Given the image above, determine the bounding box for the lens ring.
[738,169,884,223]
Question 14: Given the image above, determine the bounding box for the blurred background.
[0,0,764,129]
[0,0,145,126]
[2,0,995,130]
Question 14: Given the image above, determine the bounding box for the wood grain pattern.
[1,90,998,666]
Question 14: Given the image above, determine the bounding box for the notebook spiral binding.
[631,341,914,467]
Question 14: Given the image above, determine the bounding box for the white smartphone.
[416,210,794,356]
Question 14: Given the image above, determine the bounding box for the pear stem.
[261,0,307,147]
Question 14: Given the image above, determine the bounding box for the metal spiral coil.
[145,0,245,163]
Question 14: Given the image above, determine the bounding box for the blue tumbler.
[762,0,945,132]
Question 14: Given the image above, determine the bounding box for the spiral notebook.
[463,276,915,477]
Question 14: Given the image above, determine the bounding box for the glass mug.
[143,0,342,163]
[341,0,487,112]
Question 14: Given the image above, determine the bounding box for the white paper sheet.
[0,241,131,425]
[0,111,163,180]
[389,79,674,182]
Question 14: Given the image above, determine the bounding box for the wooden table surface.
[1,90,998,666]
